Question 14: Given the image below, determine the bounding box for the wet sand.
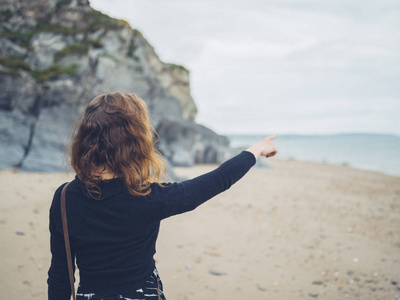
[0,158,399,299]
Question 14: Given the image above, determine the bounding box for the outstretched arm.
[159,135,278,219]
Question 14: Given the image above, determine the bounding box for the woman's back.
[49,177,163,296]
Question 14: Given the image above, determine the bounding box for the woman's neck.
[95,166,117,180]
[100,173,117,180]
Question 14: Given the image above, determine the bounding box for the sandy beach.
[0,158,399,299]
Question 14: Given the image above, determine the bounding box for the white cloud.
[90,0,400,135]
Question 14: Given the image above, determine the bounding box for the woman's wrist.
[245,145,261,160]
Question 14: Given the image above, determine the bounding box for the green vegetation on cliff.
[0,69,20,77]
[169,63,189,72]
[54,44,89,62]
[84,10,127,32]
[31,65,77,82]
[0,56,31,77]
[0,56,31,71]
[0,27,34,48]
[0,56,77,82]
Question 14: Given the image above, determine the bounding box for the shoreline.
[1,155,399,178]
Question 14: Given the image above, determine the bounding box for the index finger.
[267,135,277,140]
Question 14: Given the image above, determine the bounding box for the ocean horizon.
[227,133,400,177]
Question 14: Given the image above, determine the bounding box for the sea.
[227,133,400,177]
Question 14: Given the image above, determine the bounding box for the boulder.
[156,117,230,165]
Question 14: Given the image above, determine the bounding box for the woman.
[47,92,277,300]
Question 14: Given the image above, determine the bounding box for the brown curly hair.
[69,92,166,198]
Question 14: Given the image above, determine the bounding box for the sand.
[0,158,399,299]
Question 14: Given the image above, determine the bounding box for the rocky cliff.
[0,0,229,172]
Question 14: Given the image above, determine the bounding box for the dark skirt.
[76,268,166,300]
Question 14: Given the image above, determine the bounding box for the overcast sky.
[90,0,400,135]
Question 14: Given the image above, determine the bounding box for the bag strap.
[61,182,76,300]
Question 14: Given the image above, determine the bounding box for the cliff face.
[0,0,229,171]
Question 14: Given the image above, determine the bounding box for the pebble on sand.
[365,279,374,283]
[256,285,267,292]
[208,270,227,276]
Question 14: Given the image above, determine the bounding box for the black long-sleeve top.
[47,150,256,299]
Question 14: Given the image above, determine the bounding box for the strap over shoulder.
[61,182,76,300]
